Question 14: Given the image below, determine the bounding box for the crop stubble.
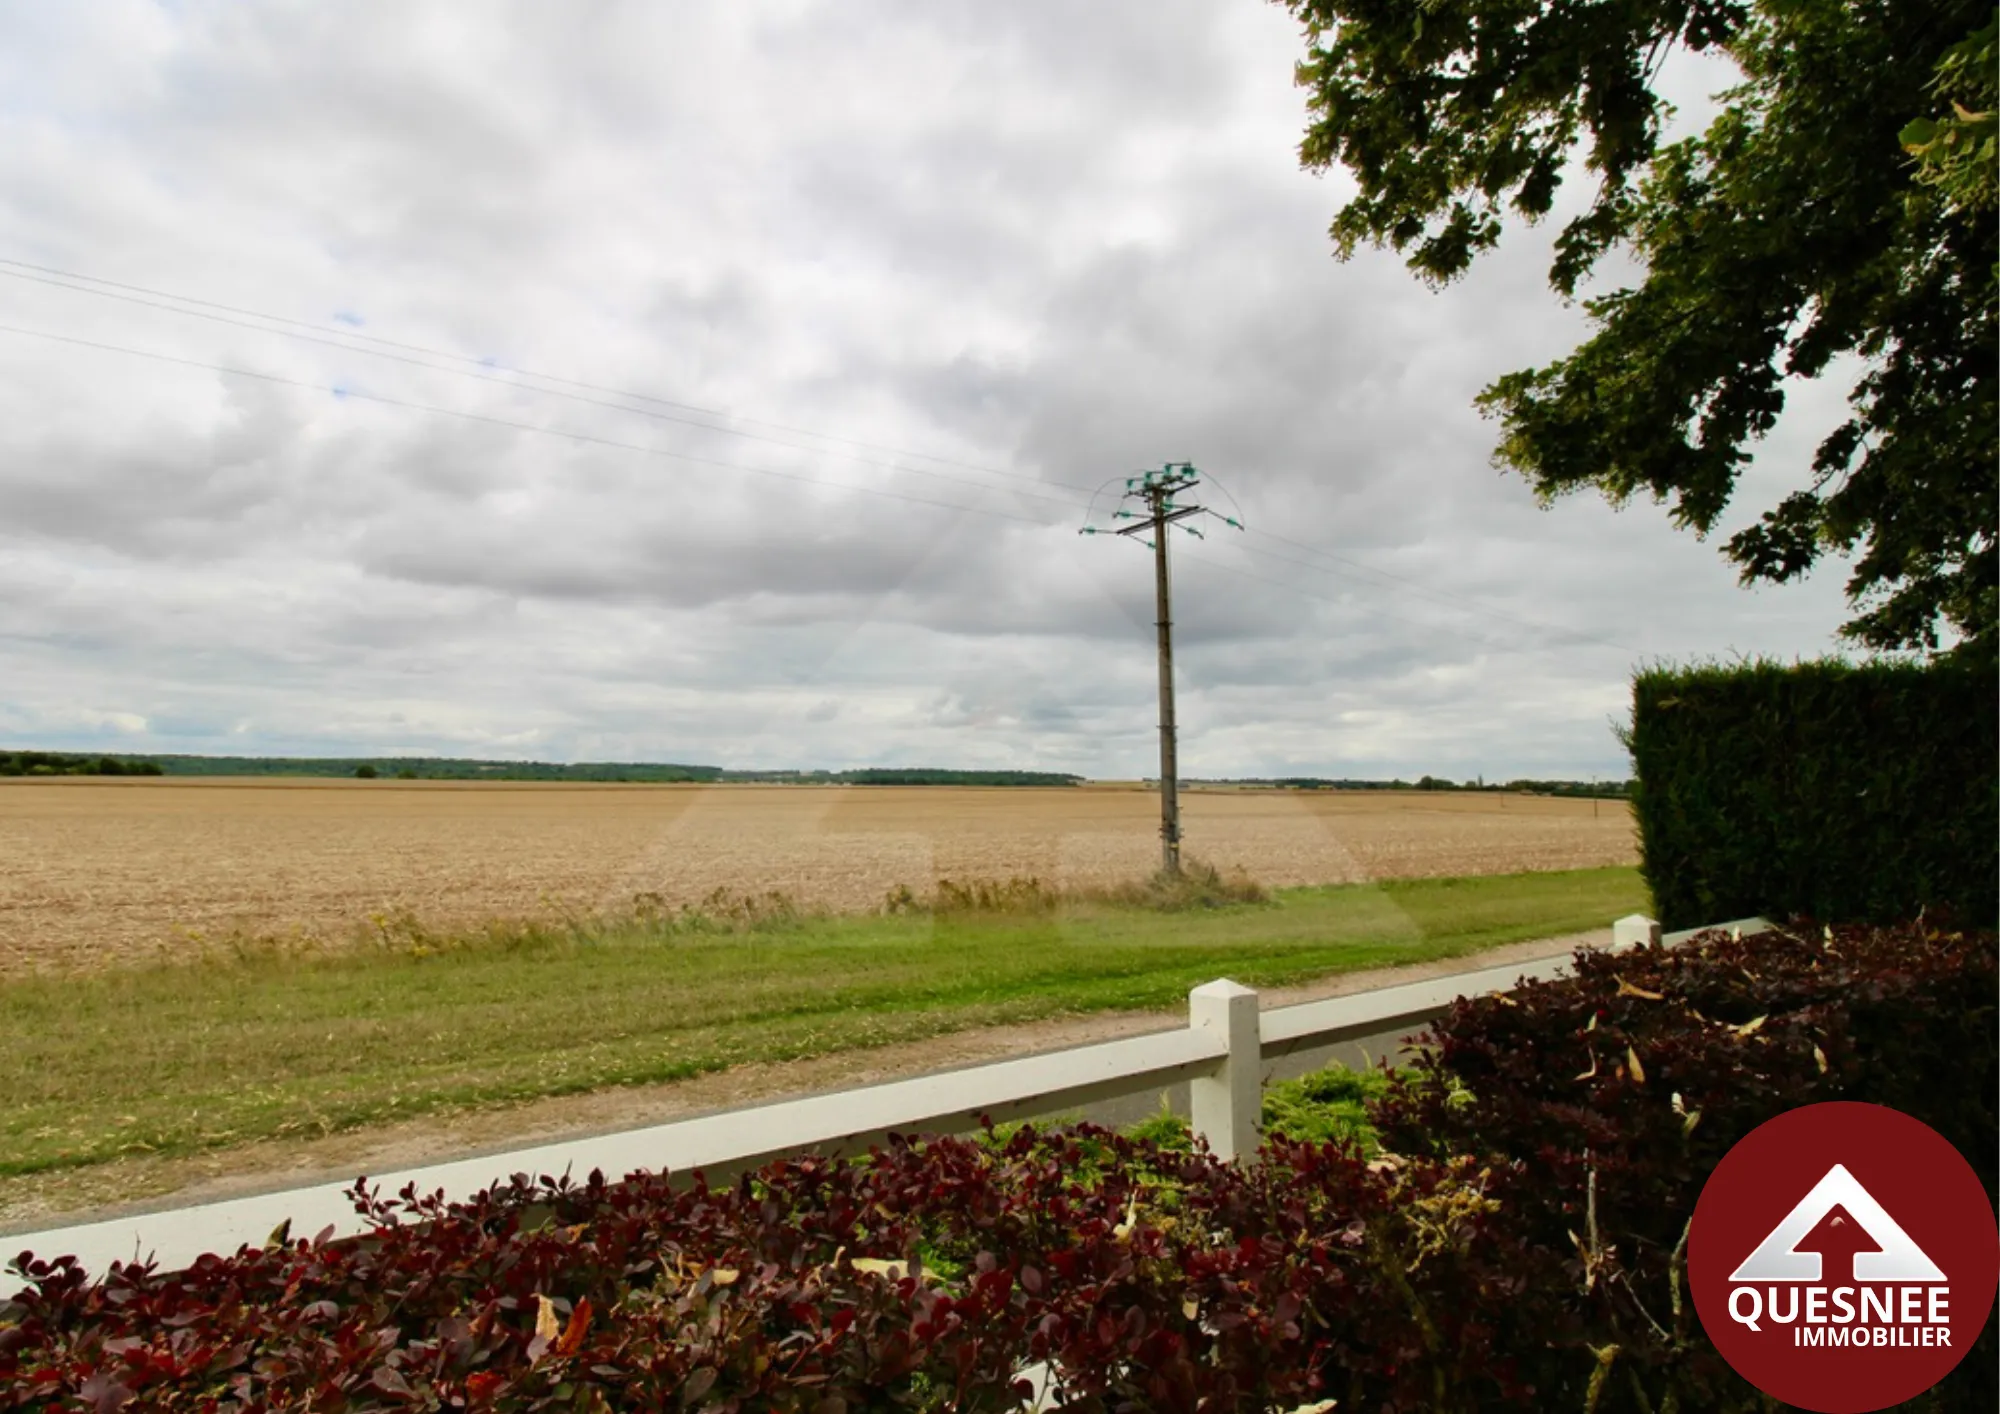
[0,778,1637,975]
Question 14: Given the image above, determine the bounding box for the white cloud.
[0,0,1860,779]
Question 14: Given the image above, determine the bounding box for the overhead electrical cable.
[1172,469,1637,654]
[0,322,1060,528]
[1172,544,1616,657]
[1239,523,1634,652]
[1,258,1636,656]
[0,256,1103,498]
[0,264,1093,517]
[1,255,1071,483]
[1221,537,1642,655]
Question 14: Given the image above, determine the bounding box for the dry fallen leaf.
[1113,1194,1139,1242]
[1575,1053,1599,1081]
[1733,1015,1767,1037]
[1626,1046,1646,1084]
[1614,976,1664,1001]
[555,1298,592,1359]
[534,1295,561,1344]
[849,1258,907,1280]
[1813,1043,1829,1074]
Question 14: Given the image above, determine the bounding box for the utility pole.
[1092,463,1208,875]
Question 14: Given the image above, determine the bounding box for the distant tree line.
[48,755,1085,786]
[1497,778,1633,800]
[0,748,1624,792]
[13,750,1620,794]
[1190,775,1632,799]
[142,755,727,783]
[722,769,1085,787]
[1,751,165,777]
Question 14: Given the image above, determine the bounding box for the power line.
[0,327,1628,661]
[1238,523,1638,653]
[1168,465,1638,654]
[0,262,1095,518]
[1114,464,1636,654]
[1177,544,1605,657]
[1094,519,1590,655]
[0,256,1103,497]
[0,257,1640,655]
[0,258,1642,656]
[0,322,1063,528]
[1224,536,1642,655]
[2,256,1061,480]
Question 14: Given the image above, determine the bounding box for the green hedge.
[1629,659,1997,928]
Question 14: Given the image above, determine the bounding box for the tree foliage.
[1900,15,1999,219]
[0,751,163,776]
[1286,0,1998,657]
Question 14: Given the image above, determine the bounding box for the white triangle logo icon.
[1730,1163,1946,1283]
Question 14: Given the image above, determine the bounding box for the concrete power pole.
[1115,464,1204,875]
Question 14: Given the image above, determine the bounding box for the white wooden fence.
[5,913,1764,1280]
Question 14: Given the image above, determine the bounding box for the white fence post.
[1613,913,1663,950]
[1189,979,1261,1164]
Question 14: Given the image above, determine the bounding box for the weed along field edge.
[0,865,1646,1223]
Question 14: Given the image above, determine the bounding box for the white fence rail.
[5,913,1765,1280]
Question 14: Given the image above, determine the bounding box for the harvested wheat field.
[0,777,1637,975]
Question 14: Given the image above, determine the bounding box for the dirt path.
[0,931,1604,1234]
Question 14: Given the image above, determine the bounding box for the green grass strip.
[0,867,1644,1178]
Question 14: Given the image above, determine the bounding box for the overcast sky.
[0,1,1862,780]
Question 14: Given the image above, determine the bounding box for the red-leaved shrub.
[1373,917,1998,1411]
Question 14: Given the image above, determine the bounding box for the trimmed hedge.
[5,920,1994,1411]
[1628,659,1997,929]
[2,1140,1531,1411]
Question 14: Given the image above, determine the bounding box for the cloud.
[0,0,1860,779]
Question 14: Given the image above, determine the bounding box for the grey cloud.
[0,0,1862,780]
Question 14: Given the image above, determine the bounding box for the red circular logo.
[1689,1102,1998,1411]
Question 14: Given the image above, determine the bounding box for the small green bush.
[1261,1064,1390,1148]
[1119,1064,1391,1153]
